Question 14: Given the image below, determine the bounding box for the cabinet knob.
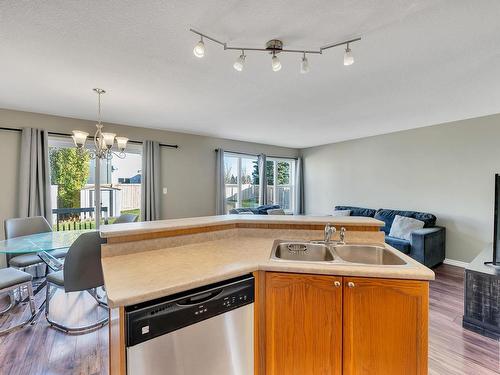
[348,282,355,288]
[334,281,341,288]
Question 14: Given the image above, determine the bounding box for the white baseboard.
[443,258,469,268]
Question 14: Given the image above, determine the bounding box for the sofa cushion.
[385,236,411,254]
[267,208,285,215]
[255,205,281,215]
[229,208,253,214]
[334,206,376,217]
[375,209,437,235]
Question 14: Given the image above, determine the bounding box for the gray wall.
[0,109,298,266]
[301,113,500,263]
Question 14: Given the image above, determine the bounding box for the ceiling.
[1,1,500,148]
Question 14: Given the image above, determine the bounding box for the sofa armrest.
[410,226,446,267]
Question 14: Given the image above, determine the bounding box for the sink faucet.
[339,227,346,245]
[324,223,336,244]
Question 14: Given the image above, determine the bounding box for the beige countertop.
[99,214,384,238]
[102,235,435,308]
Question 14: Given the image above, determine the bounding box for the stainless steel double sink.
[270,240,407,266]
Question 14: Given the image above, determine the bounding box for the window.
[48,136,142,230]
[224,153,259,213]
[223,152,295,213]
[266,158,295,212]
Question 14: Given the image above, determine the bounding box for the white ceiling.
[1,1,500,148]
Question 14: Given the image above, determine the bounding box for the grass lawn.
[54,208,141,230]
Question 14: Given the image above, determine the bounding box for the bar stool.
[0,268,36,335]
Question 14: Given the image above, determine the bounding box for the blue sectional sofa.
[229,204,281,215]
[335,206,446,268]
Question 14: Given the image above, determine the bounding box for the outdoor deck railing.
[52,207,108,231]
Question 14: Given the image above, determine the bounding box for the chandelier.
[71,88,129,159]
[190,29,361,73]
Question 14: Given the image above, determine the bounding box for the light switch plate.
[163,187,168,195]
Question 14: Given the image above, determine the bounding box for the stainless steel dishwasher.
[125,274,254,375]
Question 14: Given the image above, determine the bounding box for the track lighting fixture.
[271,52,282,72]
[193,36,205,58]
[344,43,354,66]
[190,28,360,73]
[233,50,246,71]
[300,53,310,74]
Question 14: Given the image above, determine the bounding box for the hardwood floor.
[0,287,108,375]
[429,265,499,374]
[0,264,498,374]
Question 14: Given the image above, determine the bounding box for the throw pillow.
[389,215,425,241]
[332,210,351,217]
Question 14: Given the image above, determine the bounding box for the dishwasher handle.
[176,289,223,306]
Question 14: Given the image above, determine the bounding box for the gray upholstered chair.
[4,216,67,272]
[0,268,36,335]
[113,213,138,224]
[45,231,108,334]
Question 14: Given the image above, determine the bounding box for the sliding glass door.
[48,136,142,230]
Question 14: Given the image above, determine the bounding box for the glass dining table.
[0,229,91,256]
[0,229,93,301]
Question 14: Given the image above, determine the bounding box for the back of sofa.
[334,206,376,218]
[334,205,437,235]
[374,209,437,235]
[229,204,281,215]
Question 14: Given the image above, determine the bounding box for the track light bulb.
[300,54,310,74]
[233,52,246,72]
[344,44,354,66]
[193,37,205,58]
[271,53,281,72]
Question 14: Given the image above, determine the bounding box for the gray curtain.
[141,140,161,221]
[215,148,225,215]
[294,157,305,215]
[19,128,52,221]
[258,153,267,205]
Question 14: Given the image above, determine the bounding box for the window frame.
[223,152,259,212]
[266,157,296,214]
[223,152,296,214]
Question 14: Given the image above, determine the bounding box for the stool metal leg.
[0,282,37,336]
[0,291,16,315]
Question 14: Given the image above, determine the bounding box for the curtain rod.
[215,148,298,160]
[0,127,179,149]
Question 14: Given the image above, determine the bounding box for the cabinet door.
[265,272,342,375]
[343,277,428,375]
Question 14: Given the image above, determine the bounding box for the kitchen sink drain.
[287,243,307,252]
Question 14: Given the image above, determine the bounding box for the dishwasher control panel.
[125,274,254,347]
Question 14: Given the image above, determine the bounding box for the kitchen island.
[100,215,434,375]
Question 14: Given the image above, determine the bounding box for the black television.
[486,174,500,266]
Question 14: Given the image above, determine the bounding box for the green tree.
[49,148,90,210]
[252,160,290,185]
[276,161,290,185]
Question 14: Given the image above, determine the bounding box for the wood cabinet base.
[257,272,429,375]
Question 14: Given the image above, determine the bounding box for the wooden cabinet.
[343,277,428,375]
[261,273,428,375]
[264,272,343,375]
